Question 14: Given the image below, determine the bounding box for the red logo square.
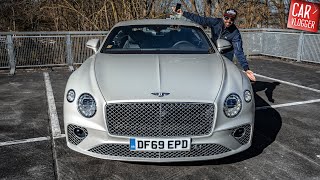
[287,0,320,33]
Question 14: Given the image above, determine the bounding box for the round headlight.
[77,93,96,118]
[223,93,242,118]
[66,89,76,102]
[244,90,252,102]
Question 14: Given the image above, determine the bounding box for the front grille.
[88,144,231,158]
[106,103,214,137]
[231,124,251,145]
[67,124,88,145]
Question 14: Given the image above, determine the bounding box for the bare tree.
[0,0,301,31]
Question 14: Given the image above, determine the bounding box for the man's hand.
[245,70,256,82]
[171,7,183,14]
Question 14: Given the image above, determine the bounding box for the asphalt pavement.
[0,56,320,180]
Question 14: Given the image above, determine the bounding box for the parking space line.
[0,137,50,147]
[274,141,320,167]
[53,134,66,139]
[255,73,320,93]
[256,99,320,110]
[44,72,61,137]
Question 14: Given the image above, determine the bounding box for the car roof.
[113,19,201,28]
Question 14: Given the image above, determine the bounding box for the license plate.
[129,138,191,151]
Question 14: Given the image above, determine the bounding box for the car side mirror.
[216,39,232,53]
[86,39,100,53]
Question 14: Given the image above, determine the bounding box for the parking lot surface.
[0,56,320,180]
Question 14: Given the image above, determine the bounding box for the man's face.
[223,16,235,28]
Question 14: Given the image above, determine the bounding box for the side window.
[191,29,204,48]
[107,29,143,49]
[170,28,208,49]
[111,31,128,49]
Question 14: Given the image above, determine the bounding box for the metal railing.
[0,29,319,74]
[241,28,320,64]
[0,32,107,74]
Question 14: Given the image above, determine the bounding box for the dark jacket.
[183,12,249,71]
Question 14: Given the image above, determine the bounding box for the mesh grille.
[160,144,231,158]
[72,35,105,64]
[0,36,8,68]
[13,36,66,66]
[106,103,214,137]
[301,34,320,63]
[231,124,251,145]
[241,32,262,55]
[262,32,300,59]
[88,144,231,158]
[67,124,88,145]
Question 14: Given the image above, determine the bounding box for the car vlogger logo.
[287,0,320,32]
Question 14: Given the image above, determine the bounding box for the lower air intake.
[88,144,231,158]
[231,124,251,145]
[67,124,88,145]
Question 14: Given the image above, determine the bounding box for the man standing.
[173,8,256,81]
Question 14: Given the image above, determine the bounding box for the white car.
[64,19,255,162]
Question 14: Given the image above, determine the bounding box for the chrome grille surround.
[106,103,214,137]
[67,124,88,145]
[88,144,231,158]
[231,124,251,145]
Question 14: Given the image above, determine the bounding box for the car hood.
[94,53,224,103]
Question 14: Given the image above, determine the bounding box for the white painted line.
[44,72,61,137]
[274,141,320,167]
[54,134,66,139]
[255,73,320,93]
[0,134,66,147]
[0,137,50,147]
[256,99,320,110]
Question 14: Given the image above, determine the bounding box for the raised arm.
[172,7,220,27]
[182,12,220,27]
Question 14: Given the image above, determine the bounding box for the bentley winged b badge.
[151,92,170,97]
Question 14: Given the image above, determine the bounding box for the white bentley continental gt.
[64,19,255,162]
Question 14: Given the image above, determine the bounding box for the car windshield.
[101,25,214,54]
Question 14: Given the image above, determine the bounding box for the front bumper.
[66,123,253,162]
